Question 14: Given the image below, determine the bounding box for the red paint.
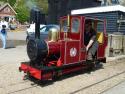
[20,63,29,73]
[28,66,41,80]
[57,58,63,67]
[47,41,60,55]
[20,64,41,80]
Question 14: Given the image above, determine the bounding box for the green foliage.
[0,0,16,6]
[0,0,49,23]
[8,0,16,6]
[15,7,30,23]
[15,0,30,23]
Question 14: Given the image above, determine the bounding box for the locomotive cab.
[59,16,107,65]
[19,15,107,81]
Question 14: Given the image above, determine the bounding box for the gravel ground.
[0,46,125,94]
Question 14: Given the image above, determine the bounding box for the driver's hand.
[86,46,89,52]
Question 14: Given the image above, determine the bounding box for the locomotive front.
[27,7,60,66]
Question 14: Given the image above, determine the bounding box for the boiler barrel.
[27,39,60,61]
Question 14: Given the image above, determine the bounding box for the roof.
[0,3,17,14]
[71,5,125,15]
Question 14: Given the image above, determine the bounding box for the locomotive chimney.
[35,9,40,39]
[30,7,43,39]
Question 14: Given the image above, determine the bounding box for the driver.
[84,20,98,62]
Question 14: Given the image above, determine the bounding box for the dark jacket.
[84,28,96,46]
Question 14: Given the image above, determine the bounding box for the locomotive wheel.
[27,39,48,61]
[52,70,62,81]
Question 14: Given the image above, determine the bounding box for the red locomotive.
[19,9,107,81]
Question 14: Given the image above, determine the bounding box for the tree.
[16,7,30,23]
[0,0,16,6]
[8,0,16,6]
[15,0,30,23]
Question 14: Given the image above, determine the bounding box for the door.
[64,16,82,64]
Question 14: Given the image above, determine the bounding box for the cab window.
[61,19,68,32]
[71,18,80,33]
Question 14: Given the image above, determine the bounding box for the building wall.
[117,12,125,33]
[82,11,125,34]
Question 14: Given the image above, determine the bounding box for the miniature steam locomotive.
[19,8,107,81]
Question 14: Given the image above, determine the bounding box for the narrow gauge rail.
[70,70,125,94]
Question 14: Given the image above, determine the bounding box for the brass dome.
[48,27,59,42]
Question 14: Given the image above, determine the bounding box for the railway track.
[70,70,125,94]
[6,69,125,94]
[7,81,30,87]
[99,79,125,94]
[7,85,38,94]
[1,60,125,94]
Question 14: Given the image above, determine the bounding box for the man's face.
[85,23,92,32]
